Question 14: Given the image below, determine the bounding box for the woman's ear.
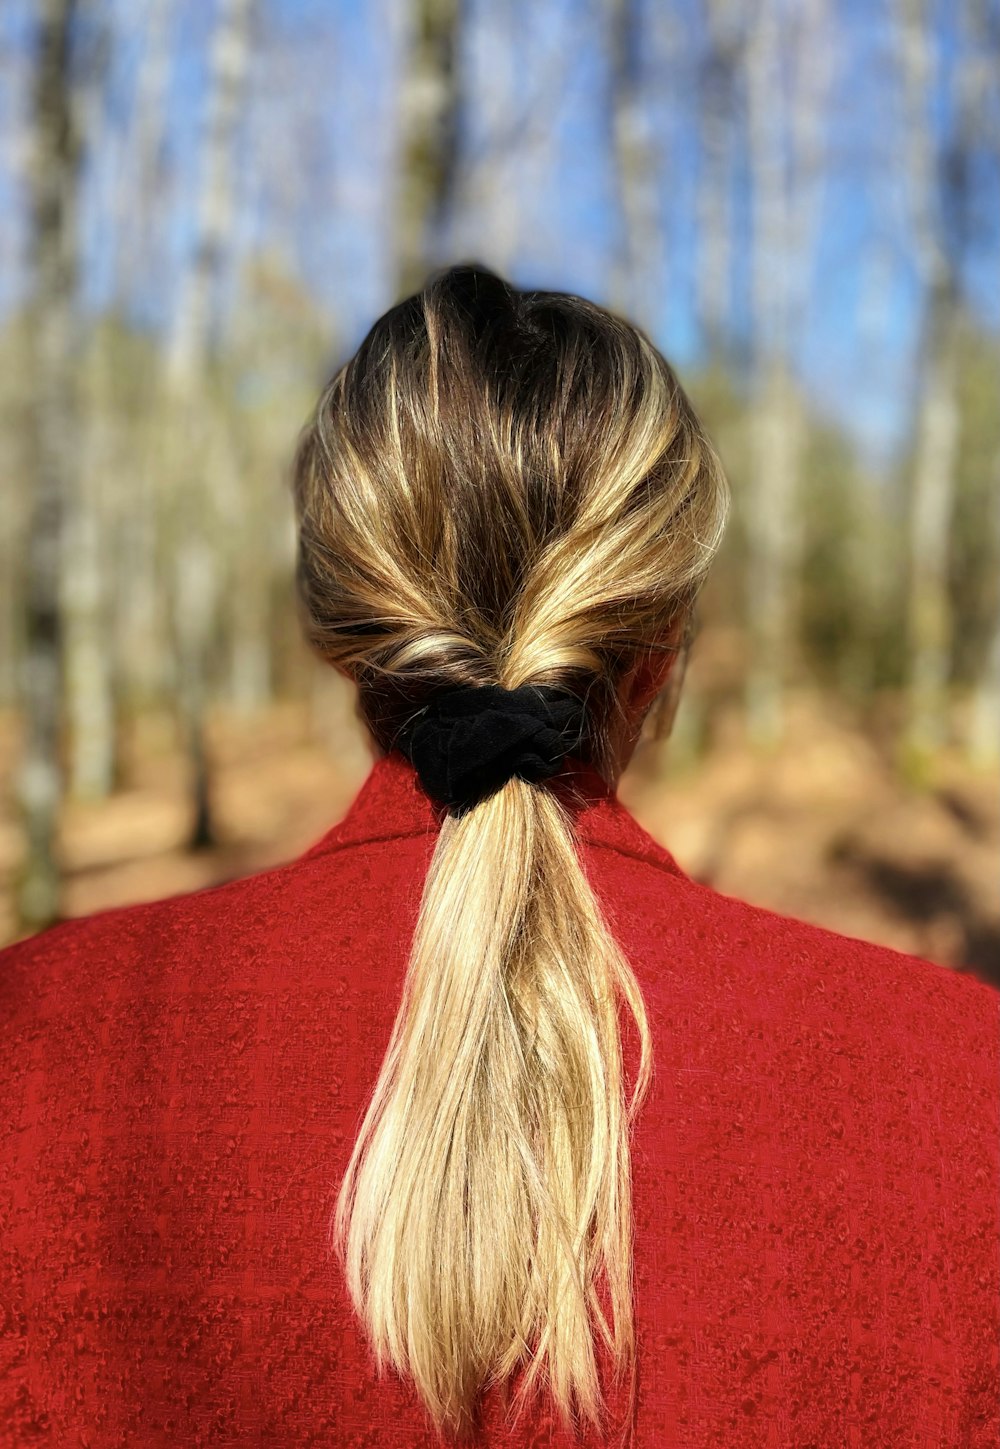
[628,648,678,717]
[626,612,689,716]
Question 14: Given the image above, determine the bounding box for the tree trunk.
[904,287,960,757]
[64,356,117,800]
[163,0,254,850]
[894,0,958,763]
[743,0,792,747]
[61,9,116,801]
[696,0,741,357]
[165,0,254,392]
[967,444,1000,767]
[16,0,83,931]
[118,0,172,313]
[224,421,272,714]
[110,0,173,718]
[607,0,661,319]
[743,0,831,747]
[744,360,805,745]
[447,1,534,279]
[897,0,991,764]
[396,0,461,297]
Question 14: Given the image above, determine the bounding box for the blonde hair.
[291,264,730,1443]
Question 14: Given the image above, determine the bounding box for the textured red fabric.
[1,750,997,1448]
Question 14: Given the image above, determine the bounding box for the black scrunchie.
[395,683,588,816]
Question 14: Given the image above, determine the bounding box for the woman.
[0,263,996,1449]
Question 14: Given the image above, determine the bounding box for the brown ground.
[1,684,997,988]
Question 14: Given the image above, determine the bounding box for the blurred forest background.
[1,0,998,982]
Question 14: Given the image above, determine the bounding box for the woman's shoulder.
[0,820,431,1051]
[0,847,310,1026]
[584,828,998,1080]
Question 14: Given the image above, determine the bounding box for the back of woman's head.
[291,263,730,1444]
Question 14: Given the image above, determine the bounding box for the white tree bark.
[448,0,568,278]
[963,0,1000,765]
[396,0,460,296]
[63,10,116,800]
[166,0,254,390]
[18,0,82,928]
[696,0,741,354]
[111,0,173,710]
[968,445,1000,767]
[0,50,34,708]
[607,0,664,319]
[898,0,996,765]
[743,0,833,747]
[895,0,962,760]
[162,0,254,847]
[63,400,117,799]
[118,0,172,311]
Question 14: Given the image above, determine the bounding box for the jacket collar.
[298,749,688,880]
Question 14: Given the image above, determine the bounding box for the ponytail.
[330,771,652,1442]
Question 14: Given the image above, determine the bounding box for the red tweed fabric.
[1,750,997,1447]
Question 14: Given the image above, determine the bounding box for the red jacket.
[1,750,997,1447]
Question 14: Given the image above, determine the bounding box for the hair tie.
[395,683,588,816]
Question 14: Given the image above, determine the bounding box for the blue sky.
[1,0,997,469]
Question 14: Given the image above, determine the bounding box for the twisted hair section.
[290,264,730,1441]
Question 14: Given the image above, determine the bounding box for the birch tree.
[895,0,962,763]
[607,0,663,319]
[743,0,833,746]
[964,1,1000,766]
[897,0,995,767]
[162,0,254,848]
[62,7,116,799]
[16,0,82,928]
[110,0,174,711]
[396,0,461,296]
[447,0,567,280]
[697,0,743,358]
[0,37,33,709]
[969,446,1000,766]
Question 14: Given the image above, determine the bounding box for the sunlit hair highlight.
[290,263,730,1444]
